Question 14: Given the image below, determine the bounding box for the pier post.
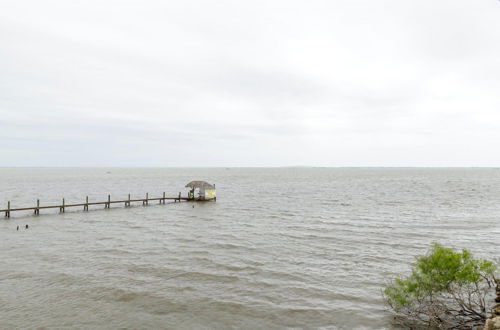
[145,193,148,206]
[178,192,181,202]
[126,194,130,207]
[34,199,40,215]
[5,201,10,218]
[60,198,65,213]
[106,195,110,209]
[85,196,88,211]
[162,192,165,204]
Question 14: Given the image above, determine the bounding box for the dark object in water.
[25,224,28,229]
[17,226,19,231]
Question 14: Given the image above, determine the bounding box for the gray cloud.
[1,0,499,166]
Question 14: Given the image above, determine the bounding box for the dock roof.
[185,181,215,189]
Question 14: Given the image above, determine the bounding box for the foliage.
[384,243,497,329]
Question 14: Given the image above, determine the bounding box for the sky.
[1,0,499,167]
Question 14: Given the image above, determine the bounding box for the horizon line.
[1,166,499,169]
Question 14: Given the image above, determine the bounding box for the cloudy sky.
[1,0,499,167]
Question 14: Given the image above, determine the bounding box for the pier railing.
[2,192,187,218]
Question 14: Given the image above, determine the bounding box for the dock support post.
[178,192,181,202]
[84,196,89,211]
[60,198,65,213]
[106,195,110,209]
[145,193,148,206]
[34,199,40,215]
[5,201,10,218]
[126,194,130,207]
[162,192,165,204]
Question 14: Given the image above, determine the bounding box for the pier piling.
[5,201,10,218]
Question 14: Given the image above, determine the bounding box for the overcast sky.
[1,0,499,167]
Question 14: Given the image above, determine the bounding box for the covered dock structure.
[185,181,216,201]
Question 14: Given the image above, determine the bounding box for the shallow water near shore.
[1,168,499,329]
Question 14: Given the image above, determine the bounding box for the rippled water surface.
[1,168,499,329]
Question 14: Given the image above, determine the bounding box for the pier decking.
[2,192,189,218]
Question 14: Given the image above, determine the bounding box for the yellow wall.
[205,189,216,199]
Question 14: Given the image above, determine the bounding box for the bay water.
[1,168,499,329]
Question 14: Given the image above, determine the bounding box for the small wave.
[183,271,240,283]
[99,248,132,255]
[90,286,189,315]
[217,264,257,272]
[212,242,255,250]
[1,273,33,280]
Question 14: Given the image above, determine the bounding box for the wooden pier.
[2,192,189,218]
